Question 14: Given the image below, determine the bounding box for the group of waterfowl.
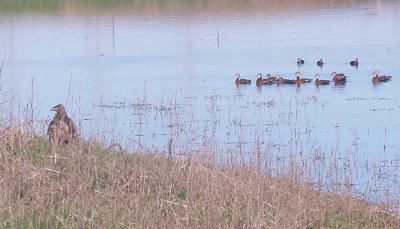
[297,58,358,68]
[235,71,348,86]
[235,58,392,86]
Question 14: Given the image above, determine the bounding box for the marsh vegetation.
[0,107,399,228]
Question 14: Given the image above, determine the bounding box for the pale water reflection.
[0,0,400,206]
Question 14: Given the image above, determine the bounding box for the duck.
[47,104,79,145]
[275,74,295,85]
[235,73,251,85]
[264,74,276,83]
[350,58,358,67]
[372,75,386,84]
[297,58,305,65]
[331,72,347,82]
[314,73,330,85]
[255,73,274,86]
[295,71,312,84]
[374,70,392,81]
[317,59,324,67]
[371,70,392,84]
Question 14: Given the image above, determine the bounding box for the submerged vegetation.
[0,112,399,228]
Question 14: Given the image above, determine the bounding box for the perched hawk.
[47,104,78,145]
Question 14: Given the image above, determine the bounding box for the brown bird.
[255,73,274,86]
[47,104,79,145]
[350,58,359,67]
[264,74,276,82]
[331,72,347,82]
[295,71,312,84]
[314,73,330,85]
[235,73,251,85]
[275,74,295,85]
[371,70,392,84]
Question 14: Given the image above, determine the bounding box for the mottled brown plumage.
[47,104,78,145]
[331,72,347,82]
[371,70,392,84]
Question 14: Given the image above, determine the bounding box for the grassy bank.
[0,124,398,228]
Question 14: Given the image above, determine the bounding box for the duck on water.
[317,58,324,67]
[235,73,251,85]
[295,71,312,84]
[350,58,359,67]
[314,73,330,85]
[256,73,274,86]
[371,70,392,84]
[331,72,347,82]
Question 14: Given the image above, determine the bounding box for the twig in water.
[65,66,73,108]
[217,30,220,48]
[0,49,5,79]
[112,15,115,53]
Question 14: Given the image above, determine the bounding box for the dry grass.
[0,121,399,228]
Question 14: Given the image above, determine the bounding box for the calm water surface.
[1,1,400,205]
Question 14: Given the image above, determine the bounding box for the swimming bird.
[47,104,79,145]
[314,73,330,85]
[372,75,386,84]
[255,73,274,86]
[374,70,392,81]
[275,74,295,85]
[264,74,276,83]
[371,70,392,84]
[235,73,251,85]
[295,71,312,84]
[317,59,324,67]
[297,58,305,65]
[350,58,358,67]
[331,72,347,82]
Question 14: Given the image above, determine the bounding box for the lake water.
[1,0,400,206]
